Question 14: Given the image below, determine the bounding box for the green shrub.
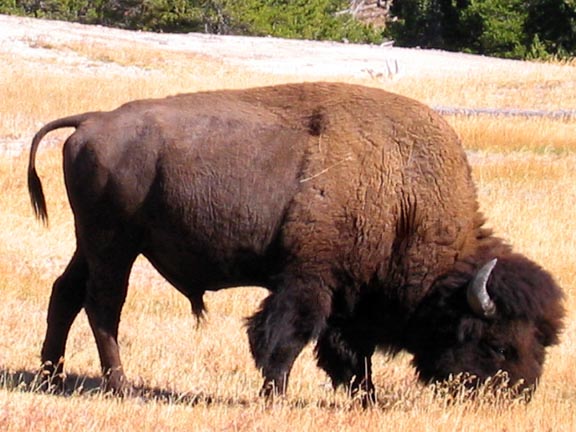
[385,0,576,59]
[458,0,528,58]
[525,0,576,58]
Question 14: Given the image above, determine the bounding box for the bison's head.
[405,255,564,397]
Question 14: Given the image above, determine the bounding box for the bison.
[28,82,564,401]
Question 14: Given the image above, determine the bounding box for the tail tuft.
[28,166,48,225]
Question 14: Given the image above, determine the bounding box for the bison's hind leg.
[315,324,376,406]
[247,273,332,397]
[82,239,139,396]
[40,249,89,392]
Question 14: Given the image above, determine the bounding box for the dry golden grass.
[383,70,576,110]
[2,26,576,431]
[3,33,576,138]
[447,116,576,154]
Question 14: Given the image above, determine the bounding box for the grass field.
[1,17,576,431]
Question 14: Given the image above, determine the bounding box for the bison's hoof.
[102,368,130,397]
[259,379,287,400]
[37,375,66,394]
[37,361,66,394]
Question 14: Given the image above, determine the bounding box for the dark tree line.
[388,0,576,59]
[1,0,574,59]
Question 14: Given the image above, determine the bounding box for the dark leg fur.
[40,250,88,391]
[247,274,332,397]
[83,249,137,394]
[315,324,376,406]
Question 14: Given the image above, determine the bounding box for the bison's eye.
[492,346,507,360]
[484,342,514,362]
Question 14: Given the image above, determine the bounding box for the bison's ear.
[457,318,483,343]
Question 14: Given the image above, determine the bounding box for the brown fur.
[27,82,564,400]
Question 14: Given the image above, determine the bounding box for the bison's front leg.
[315,324,376,406]
[247,273,332,397]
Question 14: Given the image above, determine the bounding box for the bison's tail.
[28,113,96,224]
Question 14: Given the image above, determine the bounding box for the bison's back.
[64,83,481,294]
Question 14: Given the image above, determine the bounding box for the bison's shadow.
[2,368,406,409]
[0,368,252,407]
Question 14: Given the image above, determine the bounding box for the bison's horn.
[467,258,498,318]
